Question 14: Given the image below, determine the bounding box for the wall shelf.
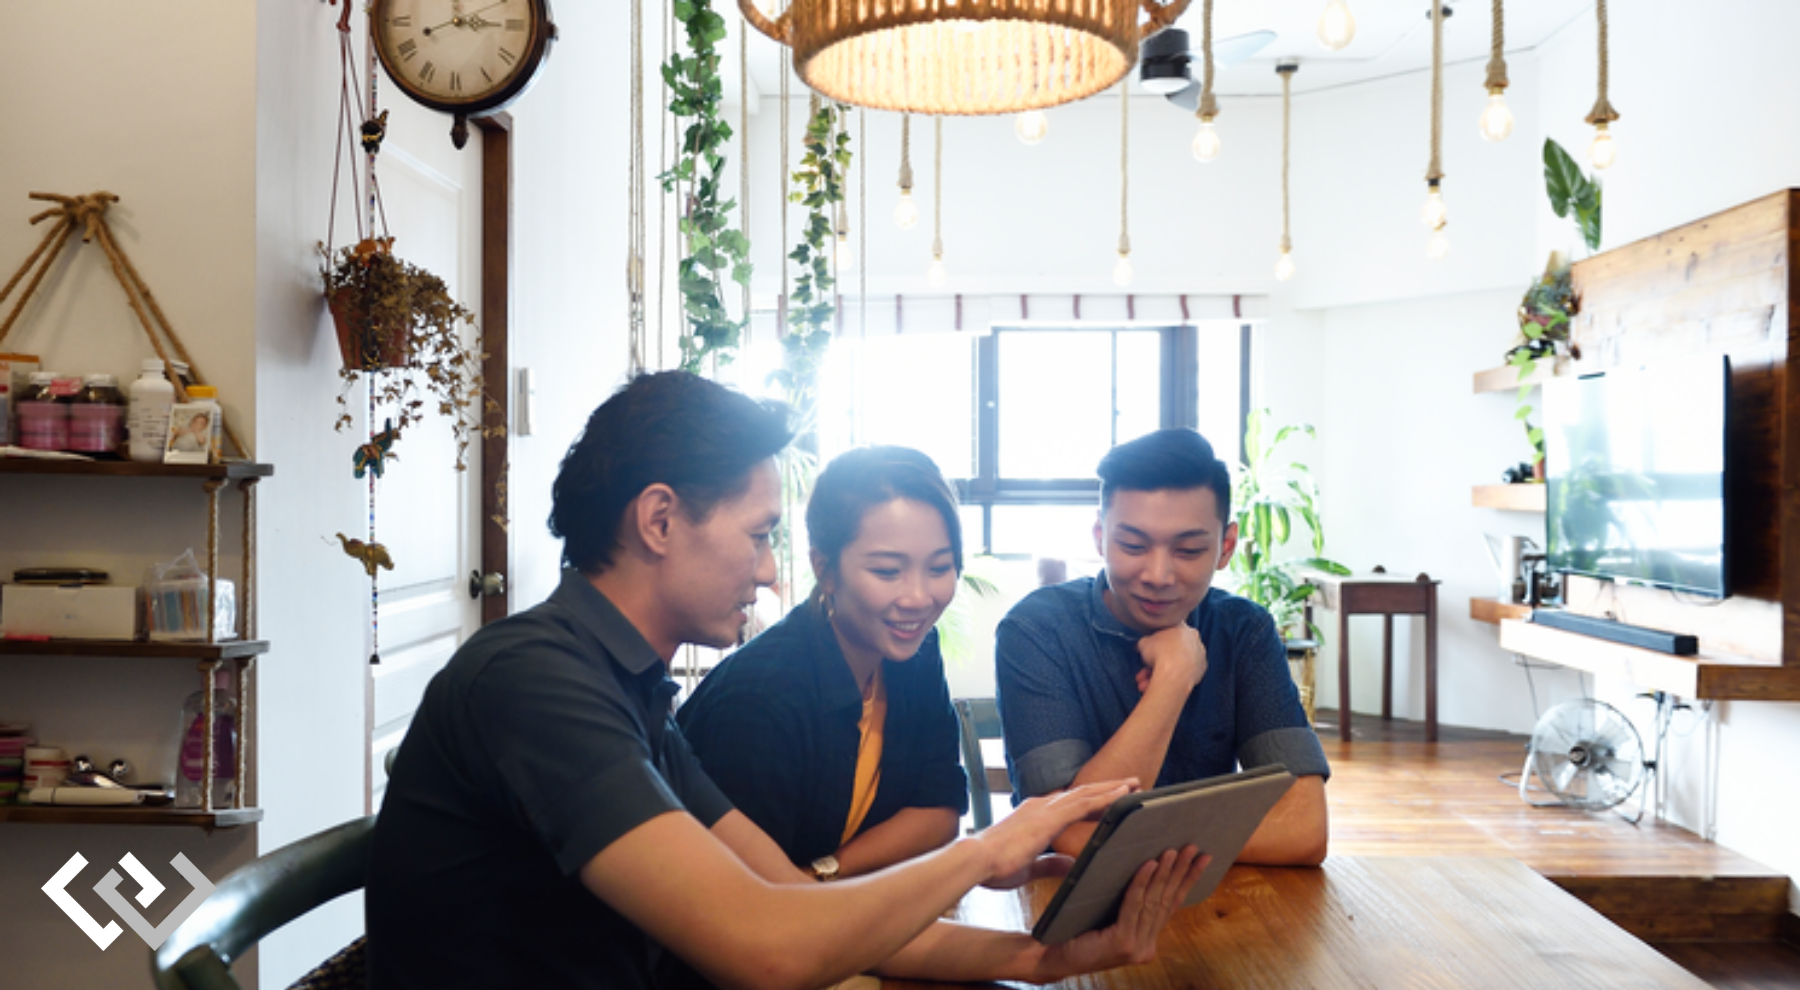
[1470,597,1532,624]
[1498,618,1800,701]
[0,805,262,828]
[0,639,269,659]
[0,458,274,479]
[1472,483,1546,512]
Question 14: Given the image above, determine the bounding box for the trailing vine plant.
[770,98,851,447]
[661,0,752,373]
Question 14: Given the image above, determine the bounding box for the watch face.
[373,0,553,115]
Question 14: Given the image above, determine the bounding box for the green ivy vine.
[770,100,851,444]
[661,0,751,373]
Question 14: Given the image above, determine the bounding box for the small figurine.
[360,109,390,155]
[335,532,396,577]
[354,418,401,479]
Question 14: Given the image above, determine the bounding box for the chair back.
[150,815,376,990]
[954,697,1008,830]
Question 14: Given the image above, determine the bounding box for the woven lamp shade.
[741,0,1190,115]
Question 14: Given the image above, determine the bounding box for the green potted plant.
[319,237,489,470]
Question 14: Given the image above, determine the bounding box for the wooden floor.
[1311,708,1800,990]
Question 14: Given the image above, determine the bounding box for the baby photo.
[163,402,218,464]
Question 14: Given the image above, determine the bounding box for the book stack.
[0,725,30,805]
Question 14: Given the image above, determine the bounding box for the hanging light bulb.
[1191,118,1221,163]
[1014,110,1049,145]
[1274,248,1295,281]
[1427,226,1450,260]
[1112,252,1134,287]
[1420,181,1447,229]
[1479,90,1514,142]
[927,252,946,287]
[834,233,856,271]
[894,189,918,230]
[1590,121,1617,170]
[1316,0,1355,51]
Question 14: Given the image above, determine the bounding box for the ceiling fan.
[1139,27,1277,112]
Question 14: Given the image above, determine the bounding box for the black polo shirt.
[367,569,733,990]
[676,599,968,868]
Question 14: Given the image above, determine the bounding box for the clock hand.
[422,1,511,36]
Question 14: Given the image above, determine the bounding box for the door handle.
[468,570,506,600]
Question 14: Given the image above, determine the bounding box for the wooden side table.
[1304,569,1441,742]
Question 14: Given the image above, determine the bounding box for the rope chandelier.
[1479,0,1513,142]
[739,0,1192,115]
[1275,61,1297,282]
[1191,0,1221,163]
[1421,2,1449,261]
[1585,0,1619,169]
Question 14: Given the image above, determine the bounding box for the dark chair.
[150,814,376,990]
[954,697,1011,831]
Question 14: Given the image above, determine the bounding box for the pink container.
[16,400,67,450]
[68,403,124,454]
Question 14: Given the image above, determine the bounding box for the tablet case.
[1031,764,1296,944]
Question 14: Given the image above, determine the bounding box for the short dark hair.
[806,446,963,592]
[1096,428,1233,522]
[550,371,793,573]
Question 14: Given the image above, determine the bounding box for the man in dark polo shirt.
[997,428,1331,866]
[367,371,1210,990]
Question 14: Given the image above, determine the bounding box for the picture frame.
[163,402,218,464]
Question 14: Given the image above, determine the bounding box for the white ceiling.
[720,1,1595,104]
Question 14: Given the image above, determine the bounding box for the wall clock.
[370,0,557,149]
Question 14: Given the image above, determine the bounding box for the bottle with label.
[16,372,72,451]
[184,384,222,463]
[127,358,175,463]
[69,373,127,456]
[175,667,238,809]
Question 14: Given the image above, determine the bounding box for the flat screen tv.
[1541,354,1731,598]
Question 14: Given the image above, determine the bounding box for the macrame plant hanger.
[325,0,396,663]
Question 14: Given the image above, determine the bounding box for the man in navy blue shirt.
[997,428,1330,865]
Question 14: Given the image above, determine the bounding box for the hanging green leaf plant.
[769,99,851,448]
[661,0,752,373]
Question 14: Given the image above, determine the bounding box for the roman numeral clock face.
[372,0,555,120]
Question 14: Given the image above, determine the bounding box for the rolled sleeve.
[1012,738,1094,798]
[1240,726,1331,781]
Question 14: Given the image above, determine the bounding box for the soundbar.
[1529,609,1698,656]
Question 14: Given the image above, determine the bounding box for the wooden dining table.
[884,857,1711,990]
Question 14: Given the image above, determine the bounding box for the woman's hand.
[1035,846,1210,981]
[980,852,1074,891]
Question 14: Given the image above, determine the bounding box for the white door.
[362,97,486,812]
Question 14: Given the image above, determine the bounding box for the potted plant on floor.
[1230,409,1350,722]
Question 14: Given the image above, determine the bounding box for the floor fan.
[1520,699,1652,821]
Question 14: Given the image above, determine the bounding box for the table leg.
[1338,606,1352,742]
[1426,590,1439,743]
[1381,614,1394,722]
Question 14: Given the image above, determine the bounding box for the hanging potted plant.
[318,237,488,470]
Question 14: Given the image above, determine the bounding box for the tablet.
[1031,764,1296,944]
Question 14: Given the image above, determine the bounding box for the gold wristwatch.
[810,855,841,882]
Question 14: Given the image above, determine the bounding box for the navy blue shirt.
[677,599,969,867]
[996,574,1329,802]
[368,569,733,990]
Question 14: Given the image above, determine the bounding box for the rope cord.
[1118,84,1130,257]
[1585,0,1618,124]
[779,45,790,321]
[898,114,913,191]
[1484,0,1508,92]
[1426,2,1445,183]
[1198,0,1218,120]
[932,116,943,260]
[1280,66,1292,253]
[858,107,866,340]
[740,11,751,346]
[628,0,645,372]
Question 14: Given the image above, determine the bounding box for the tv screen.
[1542,355,1730,598]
